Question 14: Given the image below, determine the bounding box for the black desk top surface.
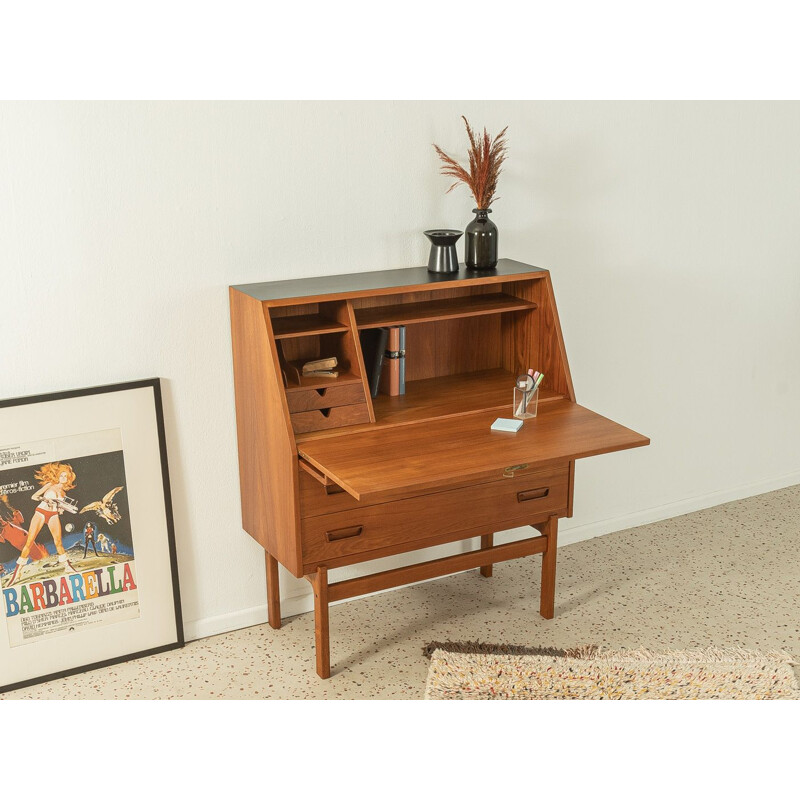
[232,258,547,303]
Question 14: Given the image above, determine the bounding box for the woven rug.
[423,642,799,700]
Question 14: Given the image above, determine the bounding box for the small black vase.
[424,229,462,274]
[465,208,498,269]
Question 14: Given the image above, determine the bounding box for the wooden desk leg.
[479,533,494,577]
[537,516,559,619]
[265,551,281,630]
[311,566,331,679]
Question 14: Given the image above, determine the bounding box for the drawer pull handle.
[325,525,363,542]
[503,463,529,478]
[517,487,550,502]
[315,388,328,398]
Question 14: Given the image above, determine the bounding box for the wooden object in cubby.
[230,259,649,678]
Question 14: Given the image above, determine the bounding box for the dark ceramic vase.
[465,208,498,269]
[424,229,462,274]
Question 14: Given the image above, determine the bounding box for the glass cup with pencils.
[513,370,543,420]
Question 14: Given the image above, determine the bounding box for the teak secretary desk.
[229,259,649,678]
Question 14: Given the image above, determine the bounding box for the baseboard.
[184,469,800,643]
[558,469,800,547]
[184,592,312,642]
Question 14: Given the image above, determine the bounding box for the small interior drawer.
[290,403,370,434]
[286,383,365,413]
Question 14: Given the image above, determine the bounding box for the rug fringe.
[422,641,599,659]
[423,642,797,666]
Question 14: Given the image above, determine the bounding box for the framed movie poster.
[0,379,183,693]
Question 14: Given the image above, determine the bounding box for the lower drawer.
[301,465,569,566]
[290,403,370,434]
[286,383,365,413]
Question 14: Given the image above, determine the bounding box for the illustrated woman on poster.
[0,495,49,563]
[5,462,79,587]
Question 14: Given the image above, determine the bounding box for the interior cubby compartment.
[368,368,563,428]
[352,282,561,429]
[278,331,362,389]
[272,298,376,431]
[351,285,537,329]
[270,301,351,339]
[365,308,539,384]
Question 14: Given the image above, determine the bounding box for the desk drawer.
[301,465,569,566]
[286,383,365,413]
[290,403,370,434]
[298,462,567,518]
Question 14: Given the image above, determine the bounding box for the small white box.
[491,417,523,433]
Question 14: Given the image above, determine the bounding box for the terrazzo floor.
[4,485,799,700]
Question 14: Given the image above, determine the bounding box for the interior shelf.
[296,368,564,438]
[271,314,349,339]
[354,293,537,330]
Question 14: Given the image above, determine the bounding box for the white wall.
[2,102,799,639]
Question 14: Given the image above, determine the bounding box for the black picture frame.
[0,378,183,694]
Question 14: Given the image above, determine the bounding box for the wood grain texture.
[539,273,576,402]
[285,383,365,412]
[435,315,503,376]
[354,287,510,383]
[297,369,564,438]
[535,516,559,619]
[310,566,330,679]
[265,551,281,629]
[298,458,336,487]
[300,466,569,565]
[506,279,541,376]
[290,403,371,434]
[271,314,349,339]
[335,299,375,423]
[404,320,438,382]
[297,399,650,503]
[301,517,556,574]
[283,369,362,392]
[229,288,302,574]
[354,292,536,328]
[327,535,548,603]
[512,276,578,518]
[297,461,567,518]
[480,533,494,578]
[567,460,575,518]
